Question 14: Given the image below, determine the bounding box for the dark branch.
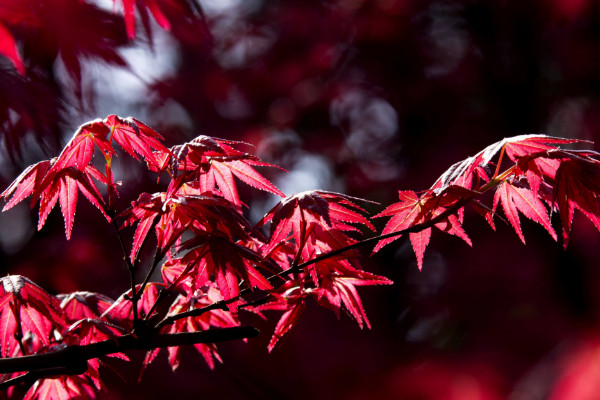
[0,326,259,375]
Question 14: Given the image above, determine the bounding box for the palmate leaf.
[162,286,239,370]
[1,115,175,241]
[1,159,52,211]
[120,187,254,262]
[314,269,393,329]
[493,180,557,243]
[260,190,375,257]
[58,292,115,323]
[104,114,170,168]
[373,189,472,270]
[258,265,391,352]
[553,157,600,247]
[0,121,115,239]
[376,135,592,269]
[433,135,582,192]
[36,166,109,240]
[24,375,98,400]
[179,233,272,313]
[0,275,66,358]
[51,120,113,172]
[150,135,285,207]
[102,283,166,329]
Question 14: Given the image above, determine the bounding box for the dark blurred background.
[2,0,600,398]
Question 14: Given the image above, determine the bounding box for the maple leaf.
[432,135,581,193]
[377,135,583,269]
[1,120,119,239]
[373,189,472,270]
[254,282,307,353]
[553,157,600,247]
[313,269,392,329]
[35,166,109,240]
[51,119,113,172]
[150,135,285,207]
[102,283,166,329]
[58,292,115,323]
[162,286,239,370]
[179,233,272,313]
[120,188,254,262]
[1,159,52,211]
[0,275,66,358]
[493,180,557,243]
[104,115,170,168]
[260,190,375,258]
[24,375,98,400]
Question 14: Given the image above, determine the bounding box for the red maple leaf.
[58,292,115,323]
[51,120,113,172]
[377,135,583,269]
[314,269,392,329]
[432,135,581,192]
[260,190,375,259]
[150,135,285,207]
[373,189,471,270]
[104,114,171,169]
[1,159,52,211]
[24,375,98,400]
[0,275,66,358]
[35,166,109,240]
[162,286,239,370]
[102,283,166,329]
[553,157,600,247]
[179,233,272,313]
[1,119,120,239]
[254,282,307,353]
[120,187,255,262]
[493,179,557,243]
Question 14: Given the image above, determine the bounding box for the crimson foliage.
[1,1,600,399]
[0,114,599,398]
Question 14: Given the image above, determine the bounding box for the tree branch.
[0,326,259,375]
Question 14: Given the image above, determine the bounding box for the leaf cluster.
[1,118,600,398]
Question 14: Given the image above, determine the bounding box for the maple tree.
[0,113,598,398]
[1,0,600,398]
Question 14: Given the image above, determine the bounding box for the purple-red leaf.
[493,180,557,244]
[0,275,66,358]
[553,158,600,247]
